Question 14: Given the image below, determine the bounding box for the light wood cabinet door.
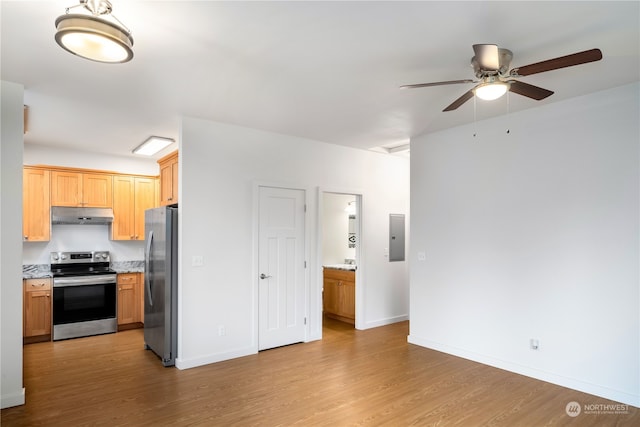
[23,167,51,242]
[117,273,139,325]
[50,171,82,206]
[112,175,136,240]
[323,278,340,314]
[82,173,113,207]
[134,177,156,239]
[338,280,356,319]
[112,176,156,241]
[51,171,113,207]
[158,151,178,206]
[24,278,52,338]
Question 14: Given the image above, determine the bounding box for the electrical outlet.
[530,339,539,350]
[218,325,226,336]
[417,251,426,261]
[192,255,204,267]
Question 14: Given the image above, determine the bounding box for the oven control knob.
[52,254,59,261]
[61,254,67,260]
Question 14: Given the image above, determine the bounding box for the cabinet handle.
[24,235,29,240]
[131,236,135,239]
[46,294,50,297]
[168,197,173,201]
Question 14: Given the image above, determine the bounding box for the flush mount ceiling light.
[133,136,175,156]
[474,81,509,101]
[55,0,133,63]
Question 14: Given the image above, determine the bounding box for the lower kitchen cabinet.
[24,278,52,343]
[323,268,355,324]
[117,273,143,330]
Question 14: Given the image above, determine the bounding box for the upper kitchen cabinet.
[51,170,113,208]
[112,175,156,240]
[23,167,51,242]
[158,151,178,206]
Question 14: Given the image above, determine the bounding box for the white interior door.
[258,186,306,350]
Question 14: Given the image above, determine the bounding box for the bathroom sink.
[323,264,356,271]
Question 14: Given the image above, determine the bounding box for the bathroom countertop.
[323,264,357,271]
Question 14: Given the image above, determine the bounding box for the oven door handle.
[145,230,154,307]
[53,275,117,286]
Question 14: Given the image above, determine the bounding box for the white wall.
[178,117,410,369]
[323,193,356,265]
[22,225,145,264]
[409,83,640,407]
[1,81,25,408]
[22,144,158,264]
[24,143,159,176]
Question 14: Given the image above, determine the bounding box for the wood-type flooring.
[2,318,638,426]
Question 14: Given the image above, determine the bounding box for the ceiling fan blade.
[512,48,602,76]
[508,80,554,100]
[443,90,474,112]
[473,44,500,71]
[400,79,474,89]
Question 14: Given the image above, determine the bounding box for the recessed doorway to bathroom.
[322,192,360,329]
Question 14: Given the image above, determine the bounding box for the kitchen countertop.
[111,261,144,273]
[22,260,145,279]
[22,264,51,279]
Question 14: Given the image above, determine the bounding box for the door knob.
[260,273,272,280]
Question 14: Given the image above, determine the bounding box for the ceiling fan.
[401,45,603,112]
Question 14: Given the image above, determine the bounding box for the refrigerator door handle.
[145,230,154,307]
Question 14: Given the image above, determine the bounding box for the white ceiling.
[2,1,638,158]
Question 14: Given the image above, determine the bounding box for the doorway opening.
[321,192,360,330]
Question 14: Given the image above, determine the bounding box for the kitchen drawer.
[117,273,139,285]
[24,278,52,292]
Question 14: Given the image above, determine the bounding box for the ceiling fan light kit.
[55,0,133,63]
[474,81,509,101]
[401,45,602,112]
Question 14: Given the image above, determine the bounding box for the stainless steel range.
[51,251,117,341]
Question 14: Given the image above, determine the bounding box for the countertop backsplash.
[22,224,145,264]
[23,224,146,278]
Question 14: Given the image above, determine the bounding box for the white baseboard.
[407,334,640,408]
[1,387,25,409]
[175,346,256,370]
[360,314,408,330]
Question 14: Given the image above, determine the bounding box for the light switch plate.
[192,255,204,267]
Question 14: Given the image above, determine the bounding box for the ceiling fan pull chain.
[473,95,477,138]
[506,91,511,135]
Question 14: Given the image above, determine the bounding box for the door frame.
[317,188,365,333]
[252,182,311,351]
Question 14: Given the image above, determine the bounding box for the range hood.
[51,206,114,225]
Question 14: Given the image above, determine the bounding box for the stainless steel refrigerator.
[144,205,178,366]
